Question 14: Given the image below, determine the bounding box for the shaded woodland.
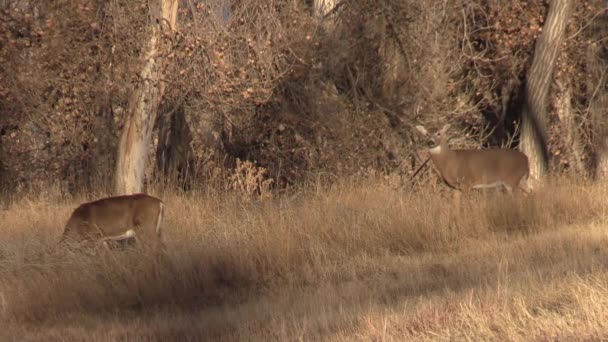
[1,0,606,196]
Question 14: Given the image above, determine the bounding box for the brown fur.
[60,194,165,249]
[416,124,530,195]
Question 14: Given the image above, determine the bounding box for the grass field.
[2,178,608,341]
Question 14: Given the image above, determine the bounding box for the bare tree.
[155,106,194,189]
[0,127,4,192]
[588,2,608,179]
[555,80,586,175]
[115,0,179,194]
[519,0,573,183]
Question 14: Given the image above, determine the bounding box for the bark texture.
[588,1,608,179]
[114,0,178,194]
[519,0,572,183]
[314,0,338,17]
[155,107,193,189]
[556,81,586,175]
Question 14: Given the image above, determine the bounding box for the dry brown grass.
[2,177,608,341]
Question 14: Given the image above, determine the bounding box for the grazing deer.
[60,194,165,251]
[415,124,530,195]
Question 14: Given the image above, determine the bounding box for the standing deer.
[415,124,530,195]
[60,194,165,251]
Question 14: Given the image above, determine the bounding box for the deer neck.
[428,142,456,169]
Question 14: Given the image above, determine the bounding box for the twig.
[568,7,608,40]
[408,157,430,189]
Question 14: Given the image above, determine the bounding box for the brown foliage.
[0,0,149,192]
[0,0,605,194]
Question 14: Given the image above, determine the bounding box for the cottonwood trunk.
[378,13,406,105]
[519,0,572,184]
[114,0,178,194]
[0,130,4,192]
[556,81,586,175]
[155,107,194,189]
[314,0,338,18]
[588,1,608,179]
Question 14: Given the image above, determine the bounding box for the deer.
[415,124,530,196]
[60,194,166,252]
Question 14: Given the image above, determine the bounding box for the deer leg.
[132,223,170,268]
[452,189,460,207]
[103,229,136,241]
[102,229,137,249]
[453,187,468,211]
[519,179,531,196]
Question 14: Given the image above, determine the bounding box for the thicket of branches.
[0,0,606,195]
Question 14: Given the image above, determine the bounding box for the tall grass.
[1,177,608,340]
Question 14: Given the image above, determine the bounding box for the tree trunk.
[314,0,338,18]
[184,106,225,180]
[555,80,586,175]
[114,0,178,194]
[0,127,4,192]
[519,0,573,184]
[378,13,405,105]
[588,1,608,179]
[155,106,194,190]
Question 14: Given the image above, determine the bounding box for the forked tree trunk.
[519,0,573,183]
[115,0,178,194]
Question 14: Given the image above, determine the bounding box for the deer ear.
[440,124,451,134]
[415,125,429,136]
